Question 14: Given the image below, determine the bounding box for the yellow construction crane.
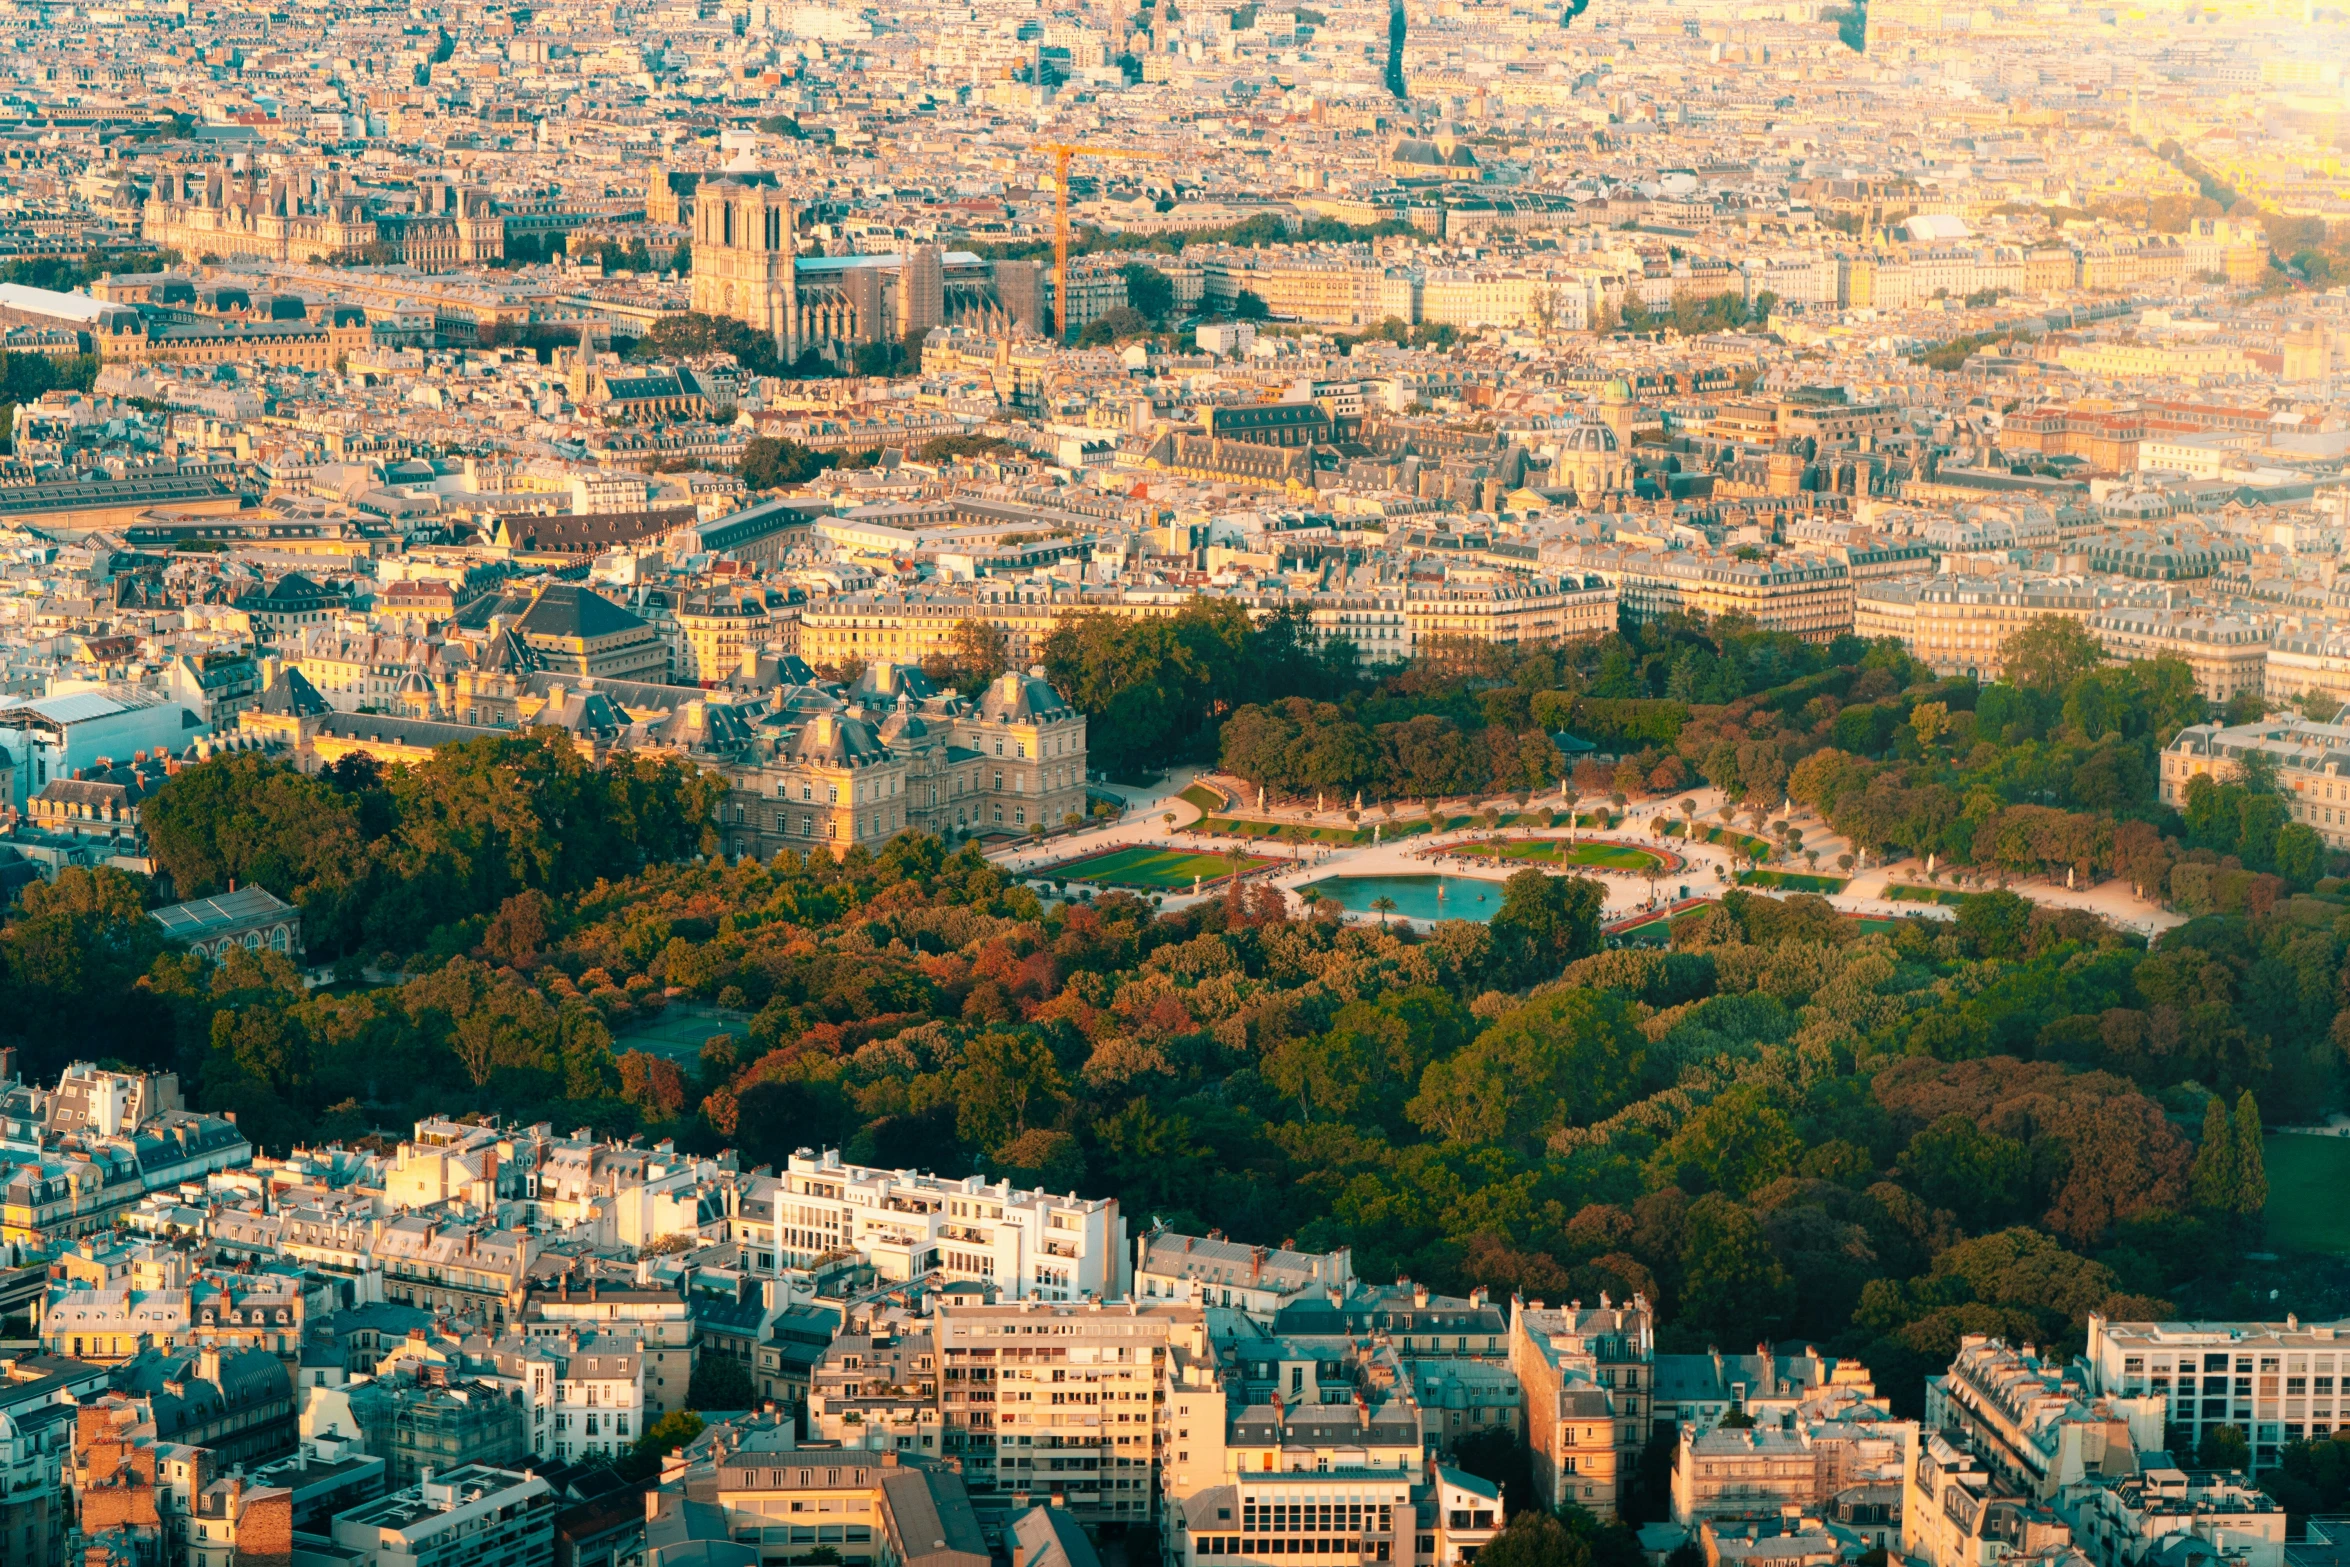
[1042,141,1164,344]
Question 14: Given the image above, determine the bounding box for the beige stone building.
[1406,576,1615,648]
[2090,607,2268,704]
[798,580,1620,682]
[675,589,775,684]
[1565,548,1851,643]
[2264,632,2350,715]
[1853,580,1920,649]
[1904,576,2110,680]
[799,590,1073,676]
[130,317,375,372]
[713,665,1090,853]
[2161,717,2350,851]
[1508,1296,1653,1520]
[699,1444,990,1567]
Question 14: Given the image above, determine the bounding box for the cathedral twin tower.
[689,180,799,356]
[689,178,947,365]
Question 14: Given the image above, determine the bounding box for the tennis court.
[1052,843,1280,890]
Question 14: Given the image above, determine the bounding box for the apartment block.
[0,1392,70,1567]
[1136,1231,1355,1319]
[691,1439,993,1567]
[0,1064,252,1247]
[1269,1284,1508,1360]
[2090,608,2268,704]
[1901,1432,2081,1567]
[810,1311,941,1456]
[937,1297,1203,1524]
[330,1464,555,1567]
[2065,1467,2284,1567]
[1697,1511,1848,1567]
[1305,592,1415,667]
[1854,580,1921,650]
[1170,1397,1422,1563]
[1904,576,2112,680]
[1402,1359,1521,1455]
[1165,1351,1496,1567]
[490,1329,645,1467]
[1405,576,1616,648]
[1669,1414,1911,1527]
[2083,1314,2350,1471]
[1564,548,1852,643]
[1928,1337,2162,1502]
[2263,633,2350,715]
[528,1279,694,1419]
[1508,1295,1654,1519]
[730,1150,1127,1301]
[370,1213,537,1324]
[302,1369,531,1488]
[1653,1347,1885,1436]
[186,1474,294,1567]
[1417,1466,1505,1567]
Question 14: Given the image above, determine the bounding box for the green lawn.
[1456,838,1668,871]
[1179,784,1229,815]
[1614,902,1719,946]
[1738,869,1850,893]
[1200,816,1371,844]
[1670,824,1777,858]
[2263,1135,2350,1255]
[1888,884,1974,907]
[1052,844,1281,890]
[615,1004,752,1063]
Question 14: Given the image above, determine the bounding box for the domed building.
[393,667,442,720]
[1552,420,1634,501]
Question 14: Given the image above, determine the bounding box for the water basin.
[1302,873,1500,923]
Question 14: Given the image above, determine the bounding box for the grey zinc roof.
[880,1464,991,1567]
[1008,1504,1102,1567]
[316,712,500,748]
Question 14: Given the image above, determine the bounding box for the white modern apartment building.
[726,1151,1129,1302]
[331,1464,555,1567]
[2068,1468,2286,1567]
[2084,1313,2350,1471]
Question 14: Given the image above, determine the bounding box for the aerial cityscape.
[0,0,2342,1564]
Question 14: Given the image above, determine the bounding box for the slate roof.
[515,583,651,641]
[975,671,1070,725]
[255,667,332,717]
[315,712,501,749]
